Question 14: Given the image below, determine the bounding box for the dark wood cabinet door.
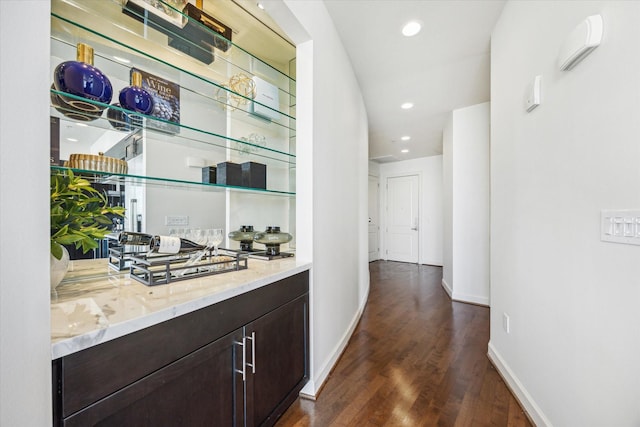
[64,329,245,427]
[245,294,309,427]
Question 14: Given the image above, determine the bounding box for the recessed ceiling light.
[257,2,265,9]
[401,149,409,153]
[113,56,130,64]
[66,138,78,142]
[401,136,411,141]
[401,102,414,110]
[402,21,422,37]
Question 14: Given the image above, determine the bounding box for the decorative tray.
[129,249,248,286]
[224,248,295,261]
[108,246,147,271]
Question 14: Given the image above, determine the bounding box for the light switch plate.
[601,209,640,246]
[165,215,189,226]
[524,75,542,112]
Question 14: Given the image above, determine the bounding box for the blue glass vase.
[53,43,113,117]
[119,71,154,115]
[50,84,102,122]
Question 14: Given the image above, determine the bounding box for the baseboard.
[487,342,552,427]
[441,278,453,298]
[441,278,489,306]
[299,380,317,400]
[452,292,489,307]
[301,286,369,400]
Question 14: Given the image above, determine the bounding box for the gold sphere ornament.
[228,73,256,107]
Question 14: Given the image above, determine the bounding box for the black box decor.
[216,162,242,186]
[202,166,217,184]
[122,0,231,65]
[168,34,214,65]
[241,162,267,189]
[168,3,233,64]
[182,3,232,52]
[122,0,188,37]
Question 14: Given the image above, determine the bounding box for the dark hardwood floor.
[275,261,532,427]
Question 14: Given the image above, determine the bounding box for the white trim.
[368,174,381,262]
[488,342,553,427]
[441,278,453,298]
[299,380,317,400]
[452,292,489,307]
[300,286,369,399]
[441,278,489,306]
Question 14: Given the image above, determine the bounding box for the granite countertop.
[50,257,311,360]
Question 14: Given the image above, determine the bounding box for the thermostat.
[558,14,603,71]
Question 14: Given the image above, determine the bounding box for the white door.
[386,175,419,263]
[368,176,380,262]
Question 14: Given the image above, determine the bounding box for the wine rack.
[129,249,248,286]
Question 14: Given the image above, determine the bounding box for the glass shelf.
[50,17,295,129]
[49,0,297,274]
[51,0,296,122]
[51,91,295,166]
[51,166,296,197]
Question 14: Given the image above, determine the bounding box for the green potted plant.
[50,169,125,289]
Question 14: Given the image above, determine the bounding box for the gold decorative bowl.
[66,153,128,174]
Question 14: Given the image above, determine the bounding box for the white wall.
[379,156,444,266]
[490,2,640,426]
[368,160,380,177]
[443,115,454,291]
[272,0,370,396]
[0,0,368,423]
[442,102,490,305]
[0,2,52,426]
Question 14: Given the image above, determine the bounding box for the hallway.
[276,261,531,426]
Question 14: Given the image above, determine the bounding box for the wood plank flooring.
[275,261,532,427]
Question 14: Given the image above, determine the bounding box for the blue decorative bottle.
[119,71,154,115]
[51,84,103,122]
[53,43,113,118]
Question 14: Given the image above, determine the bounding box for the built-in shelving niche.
[50,0,296,279]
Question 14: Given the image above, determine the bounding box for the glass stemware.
[210,228,224,256]
[168,227,185,238]
[175,228,208,277]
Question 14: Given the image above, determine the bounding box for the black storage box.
[168,35,214,65]
[241,162,267,189]
[217,162,242,186]
[167,3,232,64]
[121,0,183,38]
[122,2,231,65]
[202,166,217,184]
[179,3,232,52]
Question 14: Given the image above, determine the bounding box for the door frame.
[381,171,422,263]
[368,174,380,262]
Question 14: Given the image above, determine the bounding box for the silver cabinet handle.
[246,332,256,374]
[234,337,246,381]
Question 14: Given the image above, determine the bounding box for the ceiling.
[323,0,507,163]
